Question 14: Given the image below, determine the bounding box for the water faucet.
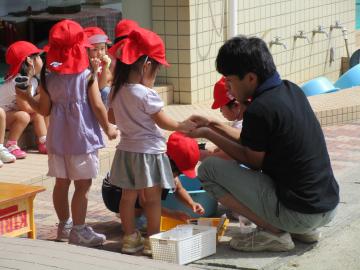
[330,21,343,31]
[312,25,329,38]
[294,30,310,43]
[269,36,287,50]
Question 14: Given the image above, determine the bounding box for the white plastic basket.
[149,225,216,265]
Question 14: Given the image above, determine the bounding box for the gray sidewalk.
[1,104,360,270]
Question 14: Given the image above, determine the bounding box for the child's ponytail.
[111,59,132,101]
[111,55,159,101]
[40,57,48,93]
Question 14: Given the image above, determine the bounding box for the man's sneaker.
[37,142,47,154]
[56,219,73,241]
[121,230,144,254]
[143,238,152,256]
[7,144,26,159]
[69,225,106,247]
[230,229,295,252]
[0,147,16,163]
[291,229,321,243]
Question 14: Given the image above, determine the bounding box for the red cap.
[45,19,92,74]
[110,27,169,66]
[211,77,235,109]
[115,19,139,38]
[5,41,42,79]
[84,26,110,44]
[108,19,139,57]
[167,132,200,178]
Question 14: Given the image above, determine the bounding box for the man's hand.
[177,119,197,133]
[186,126,210,139]
[189,115,210,127]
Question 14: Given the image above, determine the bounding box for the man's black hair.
[216,35,276,85]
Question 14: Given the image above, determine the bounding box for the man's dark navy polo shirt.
[241,75,339,214]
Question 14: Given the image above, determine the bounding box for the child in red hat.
[108,19,139,75]
[202,77,253,225]
[113,19,139,44]
[102,131,204,233]
[84,27,112,108]
[0,107,16,167]
[19,19,118,247]
[108,27,196,255]
[1,40,48,159]
[200,77,247,161]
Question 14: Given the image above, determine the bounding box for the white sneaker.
[0,147,16,163]
[291,229,321,243]
[0,159,3,168]
[69,225,106,247]
[56,219,73,241]
[230,229,295,252]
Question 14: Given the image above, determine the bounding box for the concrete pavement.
[1,103,360,269]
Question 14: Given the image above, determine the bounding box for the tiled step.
[309,87,360,126]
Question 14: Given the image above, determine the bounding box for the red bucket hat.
[167,132,200,178]
[211,77,235,109]
[45,19,92,74]
[5,41,42,79]
[84,26,110,44]
[115,19,139,38]
[108,19,139,57]
[111,27,169,66]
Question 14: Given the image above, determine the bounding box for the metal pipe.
[228,0,238,39]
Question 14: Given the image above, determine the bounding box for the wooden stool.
[0,182,45,239]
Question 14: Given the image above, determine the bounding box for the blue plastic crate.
[161,175,218,218]
[178,174,202,191]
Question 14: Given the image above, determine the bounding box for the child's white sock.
[128,231,138,239]
[73,224,85,230]
[59,217,72,225]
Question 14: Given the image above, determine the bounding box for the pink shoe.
[7,144,27,159]
[38,142,47,154]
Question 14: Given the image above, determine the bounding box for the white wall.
[121,0,152,30]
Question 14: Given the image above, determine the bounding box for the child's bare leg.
[0,108,6,144]
[119,189,138,235]
[53,178,71,222]
[143,185,162,236]
[31,113,47,138]
[45,116,49,129]
[5,111,30,141]
[72,179,92,225]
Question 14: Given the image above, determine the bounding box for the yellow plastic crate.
[160,216,229,242]
[160,216,187,231]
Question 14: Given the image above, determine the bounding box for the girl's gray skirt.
[109,149,175,190]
